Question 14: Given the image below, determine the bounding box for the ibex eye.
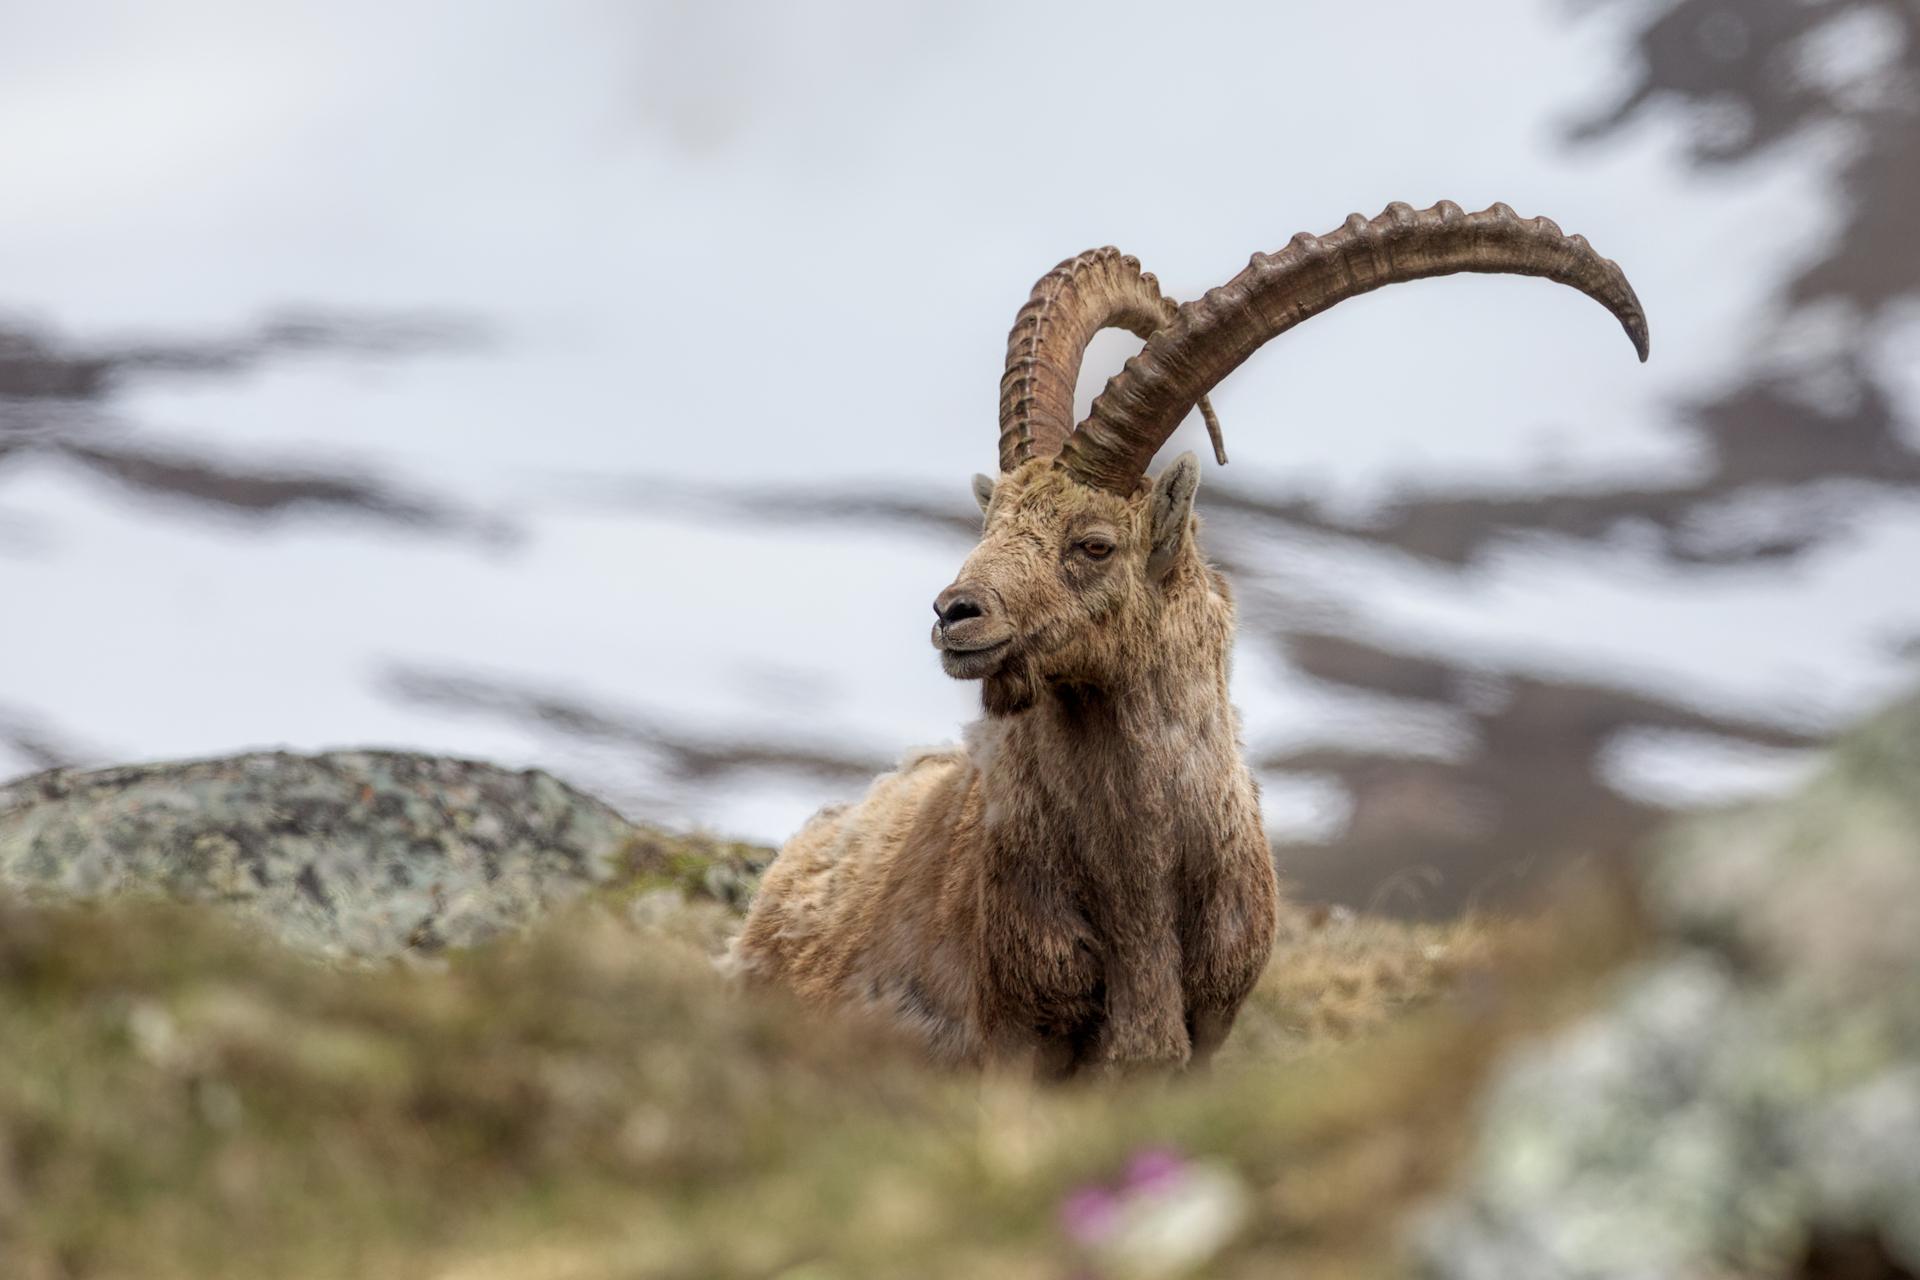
[1079,539,1114,560]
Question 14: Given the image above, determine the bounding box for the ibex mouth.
[939,640,1010,679]
[933,627,1013,679]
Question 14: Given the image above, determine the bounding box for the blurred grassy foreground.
[0,833,1635,1280]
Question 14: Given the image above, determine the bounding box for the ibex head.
[934,451,1212,716]
[933,202,1650,716]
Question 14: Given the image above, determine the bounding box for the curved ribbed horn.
[999,247,1225,474]
[1057,201,1649,494]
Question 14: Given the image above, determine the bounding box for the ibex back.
[732,201,1649,1077]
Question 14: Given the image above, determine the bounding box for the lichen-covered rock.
[1419,690,1920,1278]
[0,750,648,957]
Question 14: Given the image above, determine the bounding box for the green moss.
[598,829,772,912]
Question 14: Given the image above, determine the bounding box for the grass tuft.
[0,840,1638,1279]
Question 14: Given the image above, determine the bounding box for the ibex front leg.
[1181,827,1282,1071]
[1084,901,1192,1074]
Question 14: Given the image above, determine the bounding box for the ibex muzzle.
[931,582,1010,678]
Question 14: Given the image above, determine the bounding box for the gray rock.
[0,750,642,957]
[1419,689,1920,1278]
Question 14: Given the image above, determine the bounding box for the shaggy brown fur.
[733,202,1643,1076]
[732,456,1279,1076]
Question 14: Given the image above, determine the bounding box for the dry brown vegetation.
[0,831,1638,1280]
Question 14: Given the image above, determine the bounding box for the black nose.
[933,586,985,628]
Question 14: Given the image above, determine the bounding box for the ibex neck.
[971,643,1242,853]
[1036,658,1235,748]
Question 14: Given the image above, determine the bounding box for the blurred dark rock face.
[738,0,1920,915]
[0,312,483,524]
[6,0,1919,919]
[1224,0,1920,912]
[515,0,1920,915]
[1420,687,1920,1278]
[1255,634,1825,914]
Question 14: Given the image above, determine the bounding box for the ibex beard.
[731,201,1649,1078]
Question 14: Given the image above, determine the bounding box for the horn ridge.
[1057,201,1649,494]
[998,246,1224,473]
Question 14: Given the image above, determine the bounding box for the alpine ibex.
[733,201,1648,1076]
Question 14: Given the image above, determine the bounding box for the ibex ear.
[970,473,996,517]
[1147,452,1200,581]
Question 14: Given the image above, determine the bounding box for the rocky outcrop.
[1420,690,1920,1277]
[0,750,645,957]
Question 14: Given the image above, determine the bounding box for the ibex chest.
[976,832,1194,1034]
